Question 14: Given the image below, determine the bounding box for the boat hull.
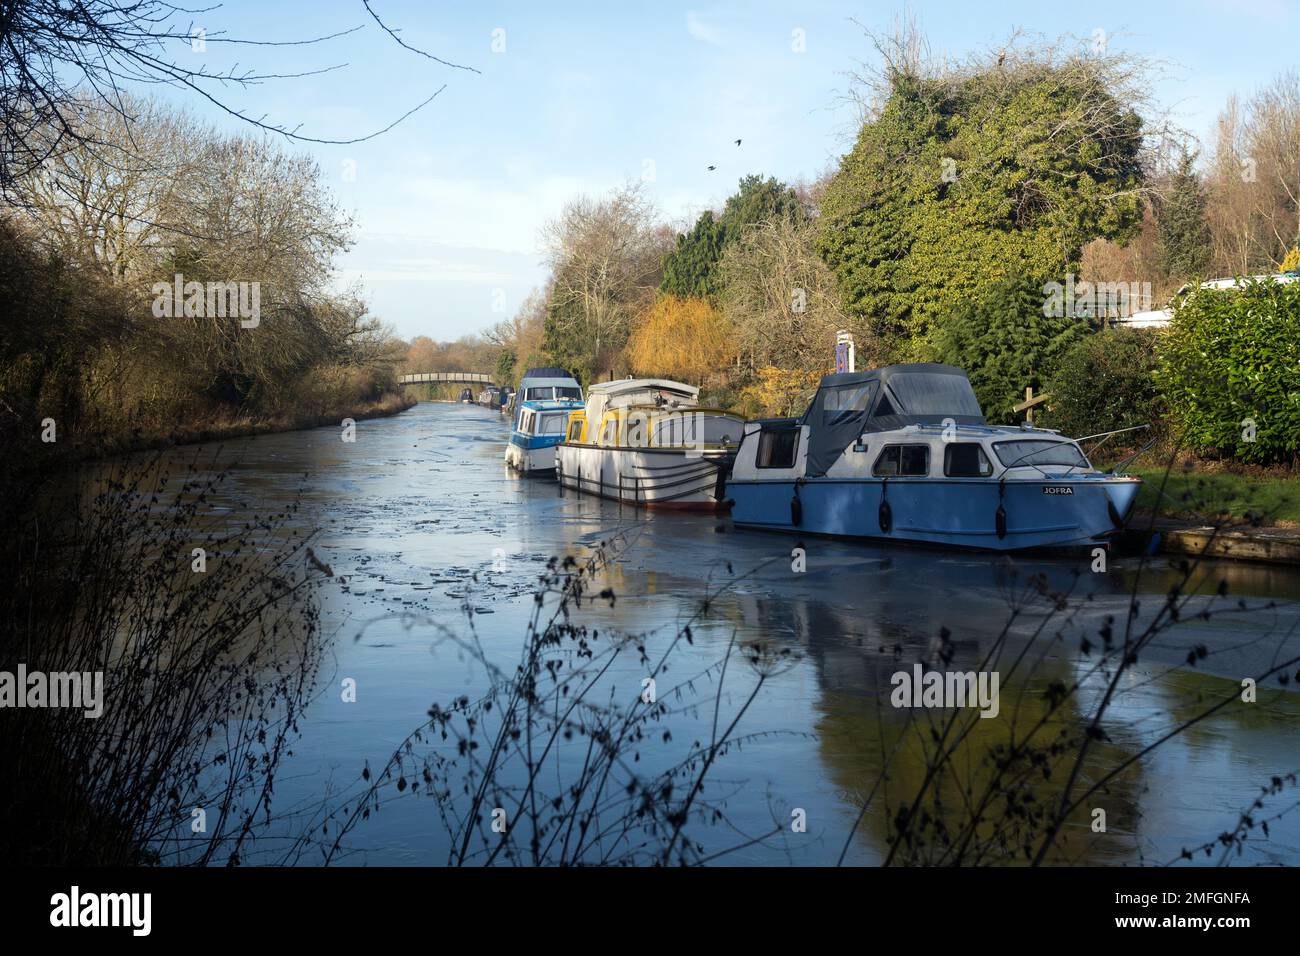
[505,438,558,474]
[556,444,731,511]
[727,475,1141,551]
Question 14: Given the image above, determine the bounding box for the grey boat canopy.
[521,366,576,380]
[799,363,986,477]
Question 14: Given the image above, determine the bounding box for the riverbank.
[80,390,417,460]
[1130,463,1300,526]
[1120,512,1300,565]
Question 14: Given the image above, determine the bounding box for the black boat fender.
[790,479,803,527]
[879,479,892,534]
[995,479,1007,540]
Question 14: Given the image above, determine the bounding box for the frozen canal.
[141,401,1300,865]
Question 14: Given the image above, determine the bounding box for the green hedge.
[1155,278,1300,464]
[1043,327,1163,440]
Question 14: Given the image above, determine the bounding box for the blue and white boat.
[727,363,1142,551]
[508,366,584,418]
[506,399,584,474]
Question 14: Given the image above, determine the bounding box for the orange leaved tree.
[625,295,736,387]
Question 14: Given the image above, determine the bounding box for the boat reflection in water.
[556,378,745,511]
[728,363,1141,551]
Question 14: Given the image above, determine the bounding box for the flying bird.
[707,165,716,171]
[734,138,742,146]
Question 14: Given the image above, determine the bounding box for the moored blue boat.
[727,363,1141,551]
[506,399,584,474]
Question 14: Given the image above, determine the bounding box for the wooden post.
[1012,387,1051,425]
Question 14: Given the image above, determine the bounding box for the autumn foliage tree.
[625,296,735,388]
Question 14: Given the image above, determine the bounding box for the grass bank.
[1130,463,1300,526]
[87,389,417,459]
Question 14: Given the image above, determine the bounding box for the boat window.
[537,412,567,436]
[519,410,534,434]
[872,444,930,477]
[822,382,877,425]
[944,443,993,477]
[601,418,620,445]
[525,387,553,401]
[705,416,741,445]
[992,440,1088,469]
[874,391,896,417]
[686,414,741,445]
[887,373,983,417]
[556,386,582,400]
[757,427,799,469]
[567,418,584,442]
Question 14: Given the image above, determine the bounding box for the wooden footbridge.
[399,372,497,386]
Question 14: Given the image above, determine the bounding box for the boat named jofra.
[727,363,1141,551]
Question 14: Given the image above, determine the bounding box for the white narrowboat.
[555,379,745,511]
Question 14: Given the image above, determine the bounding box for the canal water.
[136,401,1300,865]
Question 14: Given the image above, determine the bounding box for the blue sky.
[175,1,1299,341]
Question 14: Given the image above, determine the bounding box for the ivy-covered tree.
[540,276,594,384]
[1155,149,1211,282]
[818,44,1147,358]
[660,174,804,301]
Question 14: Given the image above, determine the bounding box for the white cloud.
[686,10,723,46]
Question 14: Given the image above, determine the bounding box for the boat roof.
[582,379,700,428]
[812,362,969,389]
[518,399,583,411]
[588,378,698,398]
[618,403,740,416]
[520,377,580,388]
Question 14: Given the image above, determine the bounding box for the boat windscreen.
[651,413,742,446]
[886,373,983,417]
[992,440,1088,469]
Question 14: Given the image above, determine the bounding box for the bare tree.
[719,216,873,403]
[0,0,473,190]
[13,95,202,277]
[1206,74,1300,275]
[540,181,667,378]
